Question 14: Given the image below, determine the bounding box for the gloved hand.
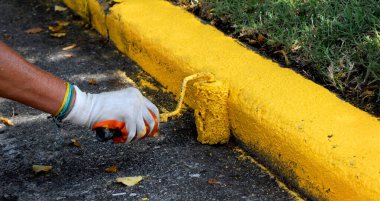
[64,86,159,143]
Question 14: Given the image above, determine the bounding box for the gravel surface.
[0,0,297,200]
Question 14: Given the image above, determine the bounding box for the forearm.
[0,41,67,114]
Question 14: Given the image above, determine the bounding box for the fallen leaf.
[208,178,222,185]
[25,27,44,34]
[48,25,64,33]
[50,33,66,38]
[32,165,52,174]
[291,42,302,52]
[116,176,143,187]
[3,34,12,40]
[105,164,118,173]
[62,44,76,51]
[87,79,97,85]
[274,50,290,66]
[257,33,265,45]
[141,198,149,201]
[70,138,81,147]
[56,21,70,27]
[63,53,74,58]
[0,117,14,126]
[54,5,67,12]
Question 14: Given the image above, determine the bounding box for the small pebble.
[189,174,200,178]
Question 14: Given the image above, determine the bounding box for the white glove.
[64,86,159,143]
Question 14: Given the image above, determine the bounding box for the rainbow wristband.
[54,82,73,121]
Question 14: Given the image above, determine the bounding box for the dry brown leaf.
[105,164,118,173]
[291,43,302,52]
[50,33,66,38]
[25,27,44,34]
[70,138,81,147]
[63,53,74,58]
[208,178,222,185]
[87,79,97,85]
[257,33,265,45]
[56,21,70,27]
[54,5,67,12]
[116,176,143,187]
[0,117,14,126]
[32,165,52,174]
[62,44,76,51]
[274,50,290,66]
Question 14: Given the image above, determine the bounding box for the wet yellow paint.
[194,81,230,144]
[159,72,230,144]
[233,147,305,201]
[160,72,215,123]
[64,0,380,200]
[115,69,136,86]
[139,79,159,91]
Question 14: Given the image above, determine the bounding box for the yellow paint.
[138,77,159,91]
[115,69,136,86]
[87,0,108,37]
[159,72,230,144]
[63,0,88,21]
[194,81,230,144]
[160,72,215,123]
[65,0,380,200]
[233,147,305,201]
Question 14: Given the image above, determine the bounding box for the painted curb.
[64,0,380,200]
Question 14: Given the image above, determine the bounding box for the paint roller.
[160,72,230,144]
[95,72,230,145]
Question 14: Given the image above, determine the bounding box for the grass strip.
[174,0,380,116]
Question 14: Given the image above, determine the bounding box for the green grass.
[176,0,380,113]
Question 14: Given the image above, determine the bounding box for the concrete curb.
[64,0,380,200]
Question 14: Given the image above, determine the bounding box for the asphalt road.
[0,0,297,200]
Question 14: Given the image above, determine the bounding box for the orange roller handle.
[92,110,159,144]
[93,120,128,144]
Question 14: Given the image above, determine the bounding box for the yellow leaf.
[50,33,66,38]
[105,164,118,173]
[48,25,64,33]
[113,0,124,2]
[62,44,76,51]
[56,21,70,27]
[32,165,52,174]
[25,27,44,34]
[70,138,81,147]
[116,176,143,186]
[141,198,149,201]
[54,5,67,12]
[0,117,14,126]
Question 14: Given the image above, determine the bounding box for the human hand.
[64,86,159,143]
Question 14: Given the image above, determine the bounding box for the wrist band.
[54,82,74,121]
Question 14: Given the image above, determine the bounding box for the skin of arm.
[0,41,74,115]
